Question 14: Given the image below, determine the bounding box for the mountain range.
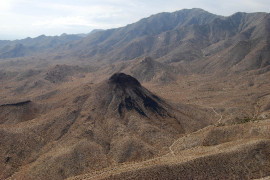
[0,8,269,73]
[0,8,270,180]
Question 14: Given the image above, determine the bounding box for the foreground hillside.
[0,73,215,179]
[69,119,270,180]
[1,64,270,179]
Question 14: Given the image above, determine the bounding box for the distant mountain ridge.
[0,8,269,74]
[69,8,218,61]
[0,34,84,59]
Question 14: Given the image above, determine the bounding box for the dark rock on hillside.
[0,100,31,107]
[0,100,40,124]
[107,73,167,117]
[109,73,141,88]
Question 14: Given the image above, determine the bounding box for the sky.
[0,0,269,40]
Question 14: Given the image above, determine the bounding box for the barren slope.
[69,119,270,180]
[0,73,214,180]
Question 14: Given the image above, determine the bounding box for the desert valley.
[0,8,270,179]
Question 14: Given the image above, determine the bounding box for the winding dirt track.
[69,106,224,180]
[211,107,223,123]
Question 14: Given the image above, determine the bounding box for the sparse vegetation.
[240,117,254,123]
[0,8,270,180]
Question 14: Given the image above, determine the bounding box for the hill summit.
[109,73,141,88]
[106,73,166,117]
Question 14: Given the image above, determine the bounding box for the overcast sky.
[0,0,269,40]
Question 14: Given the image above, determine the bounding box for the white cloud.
[34,16,92,28]
[32,15,121,30]
[0,1,11,11]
